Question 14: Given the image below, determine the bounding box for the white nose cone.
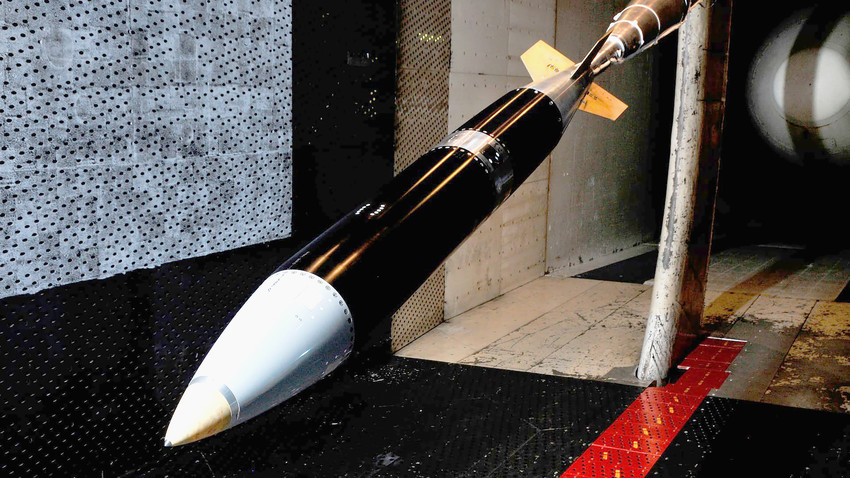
[168,269,354,443]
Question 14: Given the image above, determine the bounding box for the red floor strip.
[560,337,745,478]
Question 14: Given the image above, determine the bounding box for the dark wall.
[714,2,850,250]
[648,32,679,240]
[292,2,397,234]
[0,1,398,476]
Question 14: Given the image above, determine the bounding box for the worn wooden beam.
[637,0,734,384]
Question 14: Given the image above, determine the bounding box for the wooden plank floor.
[397,246,850,413]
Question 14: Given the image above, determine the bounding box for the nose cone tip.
[164,382,233,446]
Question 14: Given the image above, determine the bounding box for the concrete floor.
[397,246,850,414]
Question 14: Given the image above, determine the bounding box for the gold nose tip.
[164,382,233,446]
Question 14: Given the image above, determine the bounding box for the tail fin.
[580,84,628,121]
[520,40,575,82]
[520,40,628,121]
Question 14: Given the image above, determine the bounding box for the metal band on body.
[433,129,514,200]
[608,19,645,47]
[621,4,662,32]
[607,35,627,59]
[189,375,241,420]
[436,129,510,163]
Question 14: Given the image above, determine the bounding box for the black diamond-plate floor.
[129,352,641,477]
[651,396,850,477]
[126,354,850,477]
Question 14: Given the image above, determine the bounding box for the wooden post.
[637,0,733,384]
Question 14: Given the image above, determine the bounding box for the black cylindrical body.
[590,0,698,72]
[278,87,563,345]
[614,0,691,49]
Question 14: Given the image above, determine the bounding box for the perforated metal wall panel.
[390,0,451,351]
[0,0,293,298]
[392,0,450,175]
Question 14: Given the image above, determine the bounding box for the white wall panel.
[507,0,557,77]
[445,210,503,317]
[451,0,509,75]
[500,178,548,292]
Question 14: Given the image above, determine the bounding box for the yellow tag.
[656,417,662,425]
[633,441,639,449]
[642,427,649,435]
[615,470,621,478]
[669,406,675,414]
[603,451,608,460]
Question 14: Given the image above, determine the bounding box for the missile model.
[164,0,702,446]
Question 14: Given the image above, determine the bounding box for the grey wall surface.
[546,0,663,276]
[0,0,293,298]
